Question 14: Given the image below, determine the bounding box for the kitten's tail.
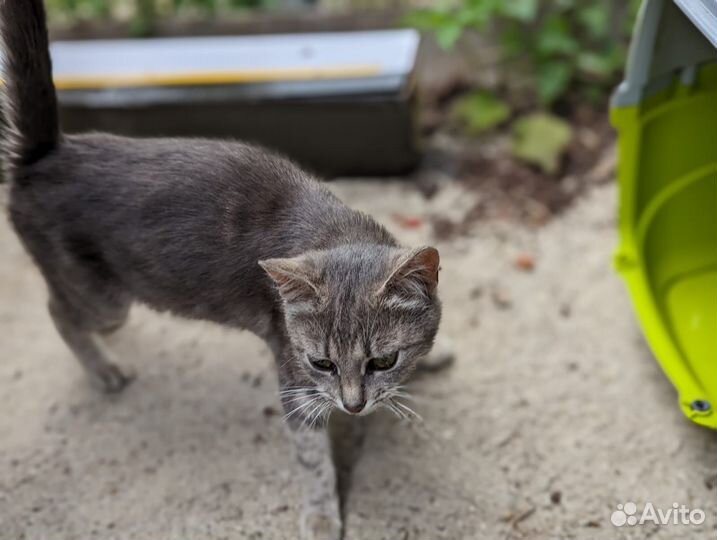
[0,0,60,175]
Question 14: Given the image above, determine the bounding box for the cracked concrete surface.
[1,180,715,540]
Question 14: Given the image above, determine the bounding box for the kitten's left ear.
[259,256,320,304]
[378,246,440,298]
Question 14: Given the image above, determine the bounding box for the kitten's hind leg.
[48,295,133,393]
[97,304,130,335]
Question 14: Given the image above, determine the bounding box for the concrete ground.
[1,179,715,540]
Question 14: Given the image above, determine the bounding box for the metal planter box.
[52,30,421,177]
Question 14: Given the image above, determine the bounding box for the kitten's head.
[260,244,441,420]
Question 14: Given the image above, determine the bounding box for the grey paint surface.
[675,0,717,47]
[612,0,717,108]
[48,30,419,83]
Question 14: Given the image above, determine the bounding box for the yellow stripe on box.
[49,65,383,91]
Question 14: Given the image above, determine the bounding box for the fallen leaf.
[392,214,424,229]
[512,112,572,173]
[514,254,536,272]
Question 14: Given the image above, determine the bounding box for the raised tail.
[0,0,60,175]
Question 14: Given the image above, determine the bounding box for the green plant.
[405,0,641,106]
[47,0,270,35]
[451,91,510,134]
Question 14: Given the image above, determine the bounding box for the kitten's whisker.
[382,400,408,421]
[303,399,329,429]
[279,385,317,391]
[279,388,315,396]
[283,395,322,421]
[393,400,423,422]
[283,401,317,422]
[391,403,409,421]
[309,402,331,430]
[281,394,314,405]
[378,402,399,419]
[390,391,417,401]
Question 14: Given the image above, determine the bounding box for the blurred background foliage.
[403,0,641,171]
[47,0,271,34]
[405,0,641,106]
[46,0,638,173]
[48,0,639,108]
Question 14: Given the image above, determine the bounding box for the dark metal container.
[52,30,421,177]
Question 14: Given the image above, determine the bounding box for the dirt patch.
[420,106,616,240]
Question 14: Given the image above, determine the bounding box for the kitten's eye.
[368,351,399,371]
[309,356,336,373]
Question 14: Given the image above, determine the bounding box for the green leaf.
[501,25,528,57]
[512,113,572,174]
[554,0,576,10]
[576,51,614,78]
[581,85,606,105]
[459,0,500,28]
[402,9,455,32]
[577,3,609,39]
[451,91,511,135]
[402,8,466,50]
[536,16,579,56]
[536,60,573,104]
[436,23,465,49]
[499,0,538,22]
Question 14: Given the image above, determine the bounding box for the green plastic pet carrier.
[611,0,717,429]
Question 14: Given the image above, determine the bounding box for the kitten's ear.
[378,246,440,298]
[259,257,320,304]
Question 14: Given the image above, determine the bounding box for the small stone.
[253,434,266,445]
[262,406,277,417]
[550,491,562,505]
[491,288,512,310]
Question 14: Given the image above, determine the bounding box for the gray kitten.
[1,2,442,538]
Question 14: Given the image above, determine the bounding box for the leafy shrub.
[405,0,642,106]
[47,0,269,34]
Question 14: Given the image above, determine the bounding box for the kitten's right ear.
[377,246,440,299]
[259,257,320,304]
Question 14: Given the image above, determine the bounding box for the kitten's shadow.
[330,413,368,516]
[329,357,455,519]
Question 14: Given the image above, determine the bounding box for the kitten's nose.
[343,399,366,414]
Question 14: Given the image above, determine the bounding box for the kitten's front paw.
[90,363,134,394]
[301,510,342,540]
